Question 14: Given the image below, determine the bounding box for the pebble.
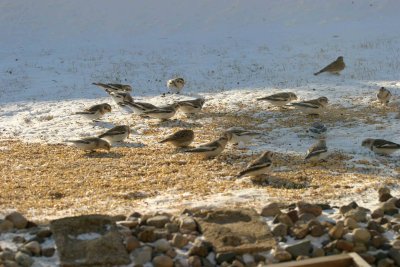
[14,252,33,267]
[297,202,322,217]
[36,229,52,238]
[0,251,15,261]
[353,228,371,243]
[311,247,325,257]
[344,217,359,230]
[336,240,353,252]
[273,250,292,262]
[138,226,156,242]
[286,210,299,224]
[166,248,177,258]
[345,207,368,222]
[125,236,140,253]
[216,252,236,264]
[0,220,13,233]
[154,238,171,252]
[172,233,189,248]
[272,223,287,237]
[285,240,311,258]
[165,222,179,233]
[274,214,293,227]
[23,241,41,256]
[117,220,139,228]
[188,256,202,267]
[132,246,152,265]
[290,224,309,239]
[372,208,385,219]
[41,247,55,257]
[152,255,174,267]
[377,258,395,267]
[353,242,368,253]
[329,221,344,240]
[3,260,19,267]
[179,216,197,232]
[298,213,316,222]
[5,212,28,229]
[260,202,281,217]
[188,239,210,257]
[147,215,170,228]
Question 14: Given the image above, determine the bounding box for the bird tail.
[159,138,169,144]
[314,70,323,76]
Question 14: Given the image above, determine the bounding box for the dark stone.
[285,240,311,258]
[36,229,52,239]
[50,215,130,266]
[138,226,156,242]
[216,252,236,264]
[286,210,298,224]
[379,193,393,202]
[41,247,55,257]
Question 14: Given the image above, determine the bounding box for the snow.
[1,0,400,217]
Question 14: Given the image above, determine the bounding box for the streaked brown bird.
[159,129,195,147]
[314,56,345,75]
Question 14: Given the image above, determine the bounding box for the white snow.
[1,0,400,216]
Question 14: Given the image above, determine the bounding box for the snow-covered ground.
[1,0,400,215]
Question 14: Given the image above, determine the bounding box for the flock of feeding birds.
[66,56,400,179]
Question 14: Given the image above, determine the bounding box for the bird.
[98,125,130,144]
[109,92,135,113]
[75,103,112,121]
[305,139,329,162]
[291,97,329,115]
[185,134,229,159]
[377,87,392,106]
[159,129,195,148]
[123,101,158,115]
[143,103,180,120]
[224,127,261,146]
[66,137,111,152]
[314,56,345,75]
[237,151,273,178]
[361,138,400,156]
[307,122,327,138]
[257,92,298,107]
[92,82,132,93]
[177,98,206,115]
[167,78,185,94]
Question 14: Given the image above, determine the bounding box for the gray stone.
[345,207,368,222]
[298,213,316,222]
[0,251,15,261]
[138,226,156,242]
[188,239,210,257]
[147,215,170,228]
[152,255,174,267]
[285,240,311,258]
[344,217,359,230]
[389,248,400,266]
[272,223,287,237]
[50,214,130,266]
[132,246,152,265]
[41,247,55,257]
[216,252,236,264]
[377,258,395,267]
[0,220,13,233]
[5,212,28,229]
[154,238,171,252]
[165,222,179,233]
[36,229,52,238]
[172,233,188,248]
[23,241,41,256]
[260,202,281,217]
[312,247,325,257]
[3,260,19,267]
[15,252,33,267]
[194,209,274,254]
[353,228,371,243]
[179,216,197,232]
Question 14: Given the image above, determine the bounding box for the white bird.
[224,127,261,146]
[305,139,329,162]
[159,129,195,148]
[185,134,229,159]
[362,138,400,156]
[291,97,329,115]
[109,92,135,113]
[177,98,206,114]
[66,137,111,152]
[143,103,180,120]
[93,82,132,94]
[377,87,392,106]
[257,92,298,107]
[237,151,273,178]
[167,78,185,94]
[98,125,131,144]
[75,103,112,121]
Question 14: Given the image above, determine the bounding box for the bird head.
[261,151,274,159]
[318,97,329,105]
[361,138,374,148]
[103,103,112,113]
[289,93,298,100]
[337,56,344,61]
[99,139,111,151]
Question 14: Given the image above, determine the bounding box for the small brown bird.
[75,103,112,120]
[98,125,131,144]
[177,98,206,114]
[167,78,185,94]
[305,139,329,162]
[66,137,111,152]
[291,97,329,115]
[159,129,195,147]
[185,134,229,159]
[93,82,132,93]
[257,92,298,107]
[377,87,392,106]
[362,138,400,156]
[237,151,273,178]
[314,56,345,75]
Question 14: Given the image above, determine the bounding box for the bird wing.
[305,143,328,159]
[374,139,400,149]
[99,128,126,138]
[186,145,217,153]
[264,93,290,101]
[291,102,320,109]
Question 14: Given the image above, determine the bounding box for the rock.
[339,201,358,214]
[296,255,309,261]
[154,228,170,240]
[345,207,368,222]
[5,212,28,229]
[272,223,287,237]
[154,238,171,252]
[188,240,209,257]
[117,220,138,228]
[378,186,391,196]
[152,255,174,267]
[3,260,19,267]
[242,253,255,266]
[372,208,385,219]
[285,240,311,258]
[261,203,281,217]
[132,246,152,265]
[138,226,156,242]
[344,217,359,230]
[194,209,274,254]
[41,247,55,257]
[0,251,15,261]
[353,228,371,243]
[166,248,177,258]
[0,220,13,233]
[297,202,322,217]
[286,210,299,224]
[188,255,202,267]
[389,248,400,265]
[360,253,376,264]
[12,236,25,244]
[368,221,385,233]
[372,236,387,249]
[312,247,325,257]
[14,252,33,267]
[179,216,197,232]
[36,229,52,238]
[274,214,294,227]
[381,198,399,215]
[172,233,188,248]
[395,199,400,209]
[231,259,245,267]
[216,252,236,264]
[380,193,393,202]
[23,241,41,256]
[336,240,353,252]
[50,214,130,266]
[317,203,331,210]
[147,215,170,228]
[377,258,395,267]
[290,224,309,239]
[298,213,316,222]
[309,224,324,237]
[125,236,140,253]
[353,242,368,253]
[392,240,400,249]
[165,222,179,233]
[274,250,292,262]
[329,221,344,240]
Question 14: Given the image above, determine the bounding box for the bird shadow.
[250,174,310,189]
[154,119,202,128]
[113,142,146,148]
[92,121,116,129]
[84,151,124,159]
